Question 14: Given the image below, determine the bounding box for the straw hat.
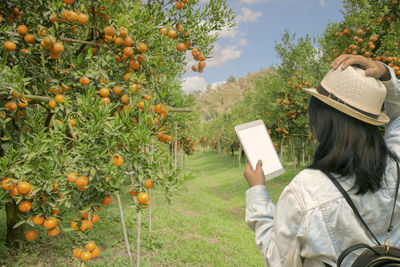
[303,65,389,125]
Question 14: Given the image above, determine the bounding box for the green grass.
[0,151,301,266]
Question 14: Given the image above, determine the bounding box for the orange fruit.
[2,178,14,190]
[99,87,110,97]
[104,26,116,36]
[112,155,123,166]
[129,59,140,70]
[48,99,56,109]
[137,192,149,204]
[67,172,78,183]
[115,37,124,46]
[123,47,134,57]
[69,118,76,126]
[121,94,129,104]
[17,25,28,35]
[102,195,113,206]
[80,76,90,86]
[113,85,123,95]
[4,41,16,51]
[81,211,89,218]
[120,26,128,37]
[176,42,186,51]
[18,200,32,212]
[10,187,19,199]
[168,30,177,38]
[73,248,83,258]
[24,34,35,44]
[144,179,154,189]
[25,230,38,241]
[71,221,79,230]
[137,55,146,63]
[85,241,96,252]
[63,0,74,4]
[51,182,59,192]
[76,176,89,187]
[80,219,93,231]
[130,84,139,93]
[124,36,133,47]
[81,251,92,261]
[100,97,110,104]
[44,217,58,229]
[91,246,100,258]
[18,98,28,108]
[91,213,99,223]
[77,13,88,25]
[137,42,147,53]
[47,226,60,237]
[17,181,31,195]
[52,42,64,53]
[160,27,168,35]
[55,94,65,103]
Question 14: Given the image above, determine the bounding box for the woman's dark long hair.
[308,96,388,194]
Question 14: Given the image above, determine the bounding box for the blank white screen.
[238,124,282,176]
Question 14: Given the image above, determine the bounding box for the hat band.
[316,84,380,119]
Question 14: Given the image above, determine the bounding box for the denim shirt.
[245,67,400,267]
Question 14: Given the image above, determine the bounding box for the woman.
[244,55,400,266]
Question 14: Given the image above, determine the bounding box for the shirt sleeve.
[245,184,305,267]
[383,66,400,159]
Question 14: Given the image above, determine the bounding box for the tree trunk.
[290,138,297,173]
[6,201,24,248]
[302,140,305,166]
[280,139,284,163]
[238,144,242,167]
[116,194,133,266]
[174,122,178,170]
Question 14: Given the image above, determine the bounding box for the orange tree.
[0,0,234,260]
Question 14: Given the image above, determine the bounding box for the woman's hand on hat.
[330,55,389,80]
[244,160,265,187]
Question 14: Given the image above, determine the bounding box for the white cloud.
[211,81,226,90]
[238,38,249,47]
[207,44,243,67]
[237,7,262,22]
[319,0,326,6]
[209,25,238,39]
[182,76,208,94]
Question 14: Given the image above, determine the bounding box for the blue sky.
[182,0,344,93]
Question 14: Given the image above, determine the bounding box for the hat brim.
[303,87,390,126]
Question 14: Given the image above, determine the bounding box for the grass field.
[0,151,300,266]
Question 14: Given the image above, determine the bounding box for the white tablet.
[235,120,285,181]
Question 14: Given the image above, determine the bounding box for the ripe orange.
[77,13,88,25]
[160,27,168,35]
[123,47,134,57]
[137,42,147,53]
[99,87,110,97]
[25,230,38,241]
[198,61,206,68]
[91,247,100,258]
[113,85,123,95]
[24,34,35,44]
[168,30,177,38]
[80,76,90,86]
[129,59,140,70]
[4,41,16,51]
[55,94,65,103]
[191,48,199,56]
[115,37,124,46]
[80,219,93,231]
[145,179,154,189]
[48,99,57,109]
[17,25,28,35]
[192,65,199,72]
[91,213,99,223]
[67,172,78,183]
[76,176,89,187]
[71,221,79,230]
[73,248,83,258]
[121,94,129,104]
[47,226,60,237]
[81,251,92,261]
[130,84,139,93]
[1,178,14,190]
[44,217,58,229]
[81,211,89,218]
[85,241,96,252]
[138,101,145,111]
[18,200,32,212]
[120,26,128,37]
[52,42,64,53]
[137,55,146,63]
[137,192,149,204]
[113,155,123,166]
[176,42,186,52]
[104,26,116,36]
[69,118,76,126]
[63,0,74,4]
[18,98,28,108]
[124,36,134,47]
[10,187,20,199]
[100,97,110,104]
[17,181,31,195]
[176,1,185,10]
[102,195,113,206]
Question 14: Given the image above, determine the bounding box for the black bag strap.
[388,159,400,235]
[322,171,381,245]
[337,243,378,266]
